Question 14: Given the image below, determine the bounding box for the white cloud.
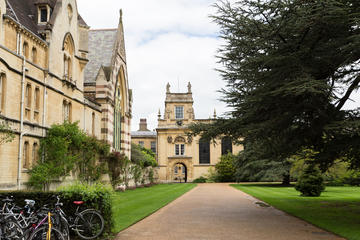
[77,0,228,130]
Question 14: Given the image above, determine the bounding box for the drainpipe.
[17,56,28,190]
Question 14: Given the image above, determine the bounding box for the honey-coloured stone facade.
[0,0,131,189]
[156,83,243,182]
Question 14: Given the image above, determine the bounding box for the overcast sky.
[77,0,229,131]
[76,0,360,131]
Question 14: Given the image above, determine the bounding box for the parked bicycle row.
[0,195,104,240]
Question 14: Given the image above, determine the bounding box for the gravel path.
[116,183,344,240]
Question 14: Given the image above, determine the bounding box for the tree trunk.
[282,174,290,185]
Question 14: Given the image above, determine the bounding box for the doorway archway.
[173,163,187,183]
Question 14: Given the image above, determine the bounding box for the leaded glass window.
[175,106,184,119]
[199,139,210,164]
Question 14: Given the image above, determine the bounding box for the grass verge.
[232,184,360,240]
[112,183,197,233]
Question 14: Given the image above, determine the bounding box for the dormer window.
[38,5,50,23]
[40,8,47,22]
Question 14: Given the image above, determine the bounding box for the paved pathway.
[116,183,344,240]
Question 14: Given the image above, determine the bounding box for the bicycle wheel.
[28,226,65,240]
[52,213,70,240]
[0,219,24,240]
[74,209,104,239]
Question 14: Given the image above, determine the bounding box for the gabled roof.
[84,29,117,83]
[5,0,88,39]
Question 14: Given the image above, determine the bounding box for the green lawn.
[232,184,360,240]
[111,183,196,233]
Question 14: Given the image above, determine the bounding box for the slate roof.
[131,131,157,138]
[84,29,118,83]
[5,0,88,39]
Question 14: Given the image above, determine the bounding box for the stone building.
[84,11,132,157]
[131,119,156,153]
[157,83,243,182]
[0,0,131,189]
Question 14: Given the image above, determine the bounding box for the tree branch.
[336,75,360,111]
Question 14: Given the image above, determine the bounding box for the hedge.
[0,182,113,239]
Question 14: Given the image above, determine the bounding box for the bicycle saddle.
[73,201,84,205]
[25,199,36,207]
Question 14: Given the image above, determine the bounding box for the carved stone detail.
[174,136,186,143]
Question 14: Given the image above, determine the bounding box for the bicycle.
[0,196,25,240]
[0,216,24,240]
[28,211,65,240]
[52,196,104,240]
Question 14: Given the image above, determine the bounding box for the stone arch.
[63,33,75,80]
[113,65,127,150]
[62,32,75,53]
[172,162,188,183]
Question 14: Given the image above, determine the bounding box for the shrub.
[131,143,157,167]
[192,176,207,183]
[343,171,360,186]
[58,182,114,236]
[215,153,236,182]
[106,152,130,187]
[205,167,219,183]
[295,165,325,197]
[28,122,110,190]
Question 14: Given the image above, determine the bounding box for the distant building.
[131,119,156,153]
[156,83,243,182]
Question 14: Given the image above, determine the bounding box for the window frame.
[31,47,37,64]
[40,7,48,23]
[175,144,185,156]
[221,137,233,155]
[23,141,30,169]
[0,73,5,112]
[199,139,210,164]
[150,141,156,153]
[175,106,184,119]
[32,142,38,166]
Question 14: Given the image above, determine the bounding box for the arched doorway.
[173,163,187,183]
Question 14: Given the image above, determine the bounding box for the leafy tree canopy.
[190,0,360,171]
[131,143,157,168]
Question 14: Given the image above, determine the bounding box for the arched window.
[68,57,72,80]
[63,100,71,122]
[113,67,126,151]
[221,137,233,155]
[199,138,210,164]
[32,142,38,166]
[34,87,40,111]
[0,73,6,112]
[113,88,121,150]
[34,87,40,122]
[64,55,69,79]
[25,84,32,119]
[63,34,74,80]
[31,47,37,64]
[23,141,30,169]
[23,42,29,59]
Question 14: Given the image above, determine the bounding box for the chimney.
[139,118,149,131]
